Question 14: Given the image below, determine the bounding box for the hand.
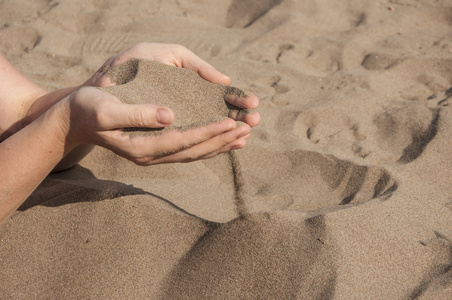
[62,87,252,165]
[84,43,260,128]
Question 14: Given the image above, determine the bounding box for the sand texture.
[100,59,248,135]
[1,0,452,299]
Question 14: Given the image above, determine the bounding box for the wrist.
[49,98,80,155]
[24,86,81,125]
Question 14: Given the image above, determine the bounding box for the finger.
[96,76,116,88]
[196,137,248,161]
[181,134,249,162]
[98,119,251,166]
[228,110,261,128]
[149,118,241,157]
[84,57,118,88]
[99,101,175,130]
[224,93,259,109]
[103,118,240,165]
[240,133,251,140]
[151,125,251,164]
[110,118,238,164]
[177,48,231,85]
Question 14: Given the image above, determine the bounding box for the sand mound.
[100,59,249,135]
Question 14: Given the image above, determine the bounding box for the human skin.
[0,43,260,226]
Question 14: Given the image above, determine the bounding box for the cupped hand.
[83,43,260,128]
[63,87,251,165]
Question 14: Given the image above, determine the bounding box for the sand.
[100,59,249,135]
[1,0,452,299]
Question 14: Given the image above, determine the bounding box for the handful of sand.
[99,59,250,135]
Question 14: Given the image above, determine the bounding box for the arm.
[0,54,79,222]
[0,54,46,141]
[0,99,69,224]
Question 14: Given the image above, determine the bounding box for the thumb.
[102,101,174,129]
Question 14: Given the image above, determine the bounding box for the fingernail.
[156,108,173,125]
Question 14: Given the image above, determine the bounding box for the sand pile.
[100,59,249,134]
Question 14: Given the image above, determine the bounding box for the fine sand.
[1,0,452,299]
[100,59,249,134]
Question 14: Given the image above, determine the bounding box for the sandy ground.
[1,0,452,299]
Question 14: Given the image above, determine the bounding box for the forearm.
[0,101,72,225]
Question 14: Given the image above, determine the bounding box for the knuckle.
[129,109,152,127]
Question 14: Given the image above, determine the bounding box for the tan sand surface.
[1,0,452,299]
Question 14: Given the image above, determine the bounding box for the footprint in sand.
[276,44,294,63]
[374,102,440,164]
[409,232,452,299]
[236,148,397,215]
[277,38,343,76]
[361,52,404,70]
[225,0,283,28]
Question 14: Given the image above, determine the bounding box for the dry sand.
[100,59,249,135]
[1,0,452,299]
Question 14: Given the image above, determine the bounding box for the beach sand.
[1,0,452,298]
[100,59,249,135]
